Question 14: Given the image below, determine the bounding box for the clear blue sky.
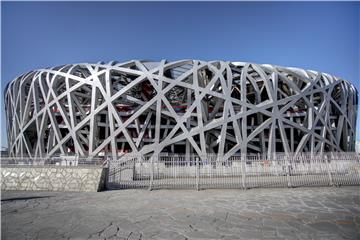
[1,2,359,149]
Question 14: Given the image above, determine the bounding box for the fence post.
[286,154,292,188]
[353,153,360,183]
[196,156,200,191]
[326,154,333,186]
[356,154,360,185]
[241,154,246,189]
[149,154,154,191]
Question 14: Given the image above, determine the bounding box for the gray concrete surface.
[1,187,360,240]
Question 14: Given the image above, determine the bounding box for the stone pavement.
[1,187,360,240]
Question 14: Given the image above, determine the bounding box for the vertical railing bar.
[286,153,292,188]
[241,154,246,190]
[149,154,154,191]
[196,156,200,191]
[325,154,333,186]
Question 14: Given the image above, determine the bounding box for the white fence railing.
[107,152,360,190]
[2,152,360,190]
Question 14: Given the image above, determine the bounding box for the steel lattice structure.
[5,60,358,160]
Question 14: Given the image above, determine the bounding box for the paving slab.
[1,187,360,239]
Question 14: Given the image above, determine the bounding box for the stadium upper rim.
[4,60,358,93]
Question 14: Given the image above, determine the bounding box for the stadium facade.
[4,60,358,160]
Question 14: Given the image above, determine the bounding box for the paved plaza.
[1,187,360,240]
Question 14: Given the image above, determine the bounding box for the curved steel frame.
[4,60,358,160]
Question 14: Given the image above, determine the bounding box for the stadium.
[4,60,358,160]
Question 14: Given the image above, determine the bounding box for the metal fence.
[2,152,360,190]
[106,152,360,190]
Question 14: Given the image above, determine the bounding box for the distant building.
[4,60,358,160]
